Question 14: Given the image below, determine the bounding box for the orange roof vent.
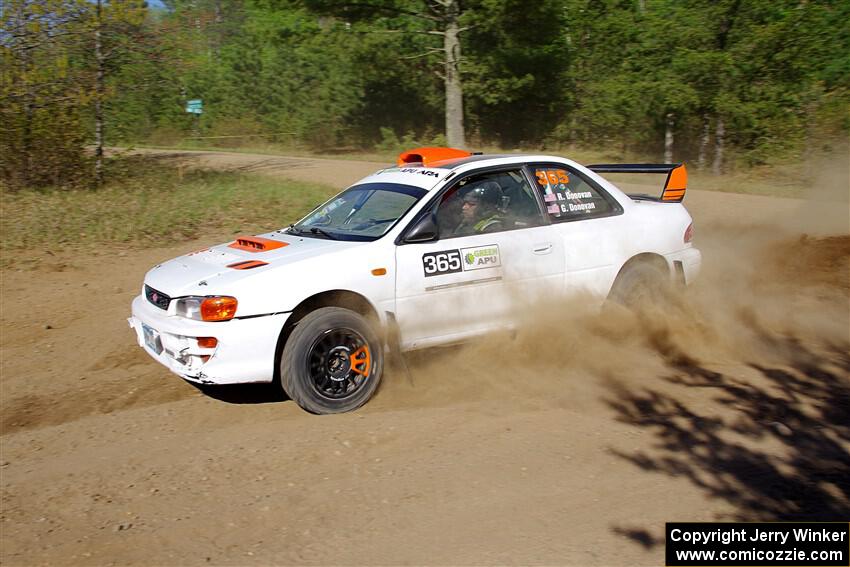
[397,147,471,168]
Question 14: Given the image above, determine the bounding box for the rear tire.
[280,307,383,414]
[608,261,670,309]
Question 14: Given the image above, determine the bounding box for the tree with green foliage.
[1,0,166,188]
[1,0,92,188]
[152,0,370,147]
[89,0,148,184]
[461,0,570,148]
[4,0,849,187]
[298,0,473,147]
[558,0,849,169]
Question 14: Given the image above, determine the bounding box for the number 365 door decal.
[422,245,501,277]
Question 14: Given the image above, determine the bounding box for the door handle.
[533,243,553,254]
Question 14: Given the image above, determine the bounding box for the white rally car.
[129,147,700,413]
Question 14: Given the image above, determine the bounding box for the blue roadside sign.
[186,99,203,114]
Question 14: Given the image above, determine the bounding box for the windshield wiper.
[309,227,337,240]
[289,223,337,239]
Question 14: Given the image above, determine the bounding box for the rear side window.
[530,165,621,222]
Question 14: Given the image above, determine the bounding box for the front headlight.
[174,296,238,322]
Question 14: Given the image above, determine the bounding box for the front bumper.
[129,294,290,385]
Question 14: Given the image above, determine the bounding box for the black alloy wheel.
[307,328,372,399]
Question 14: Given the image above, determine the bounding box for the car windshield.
[291,182,426,241]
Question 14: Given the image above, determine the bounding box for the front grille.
[145,285,171,310]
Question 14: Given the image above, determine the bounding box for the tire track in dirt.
[1,370,199,434]
[0,245,208,434]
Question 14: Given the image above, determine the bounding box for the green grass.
[132,141,395,164]
[0,158,338,256]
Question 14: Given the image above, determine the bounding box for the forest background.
[1,0,849,190]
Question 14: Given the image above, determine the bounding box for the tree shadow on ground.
[608,328,850,548]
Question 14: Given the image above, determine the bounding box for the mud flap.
[673,260,687,287]
[385,312,414,387]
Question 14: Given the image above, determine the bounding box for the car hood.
[144,231,359,297]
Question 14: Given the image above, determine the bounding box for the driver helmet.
[462,181,501,209]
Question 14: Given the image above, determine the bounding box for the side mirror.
[403,213,439,243]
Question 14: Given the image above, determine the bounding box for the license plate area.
[142,323,164,355]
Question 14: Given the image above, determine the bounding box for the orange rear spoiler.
[398,147,471,168]
[587,163,688,203]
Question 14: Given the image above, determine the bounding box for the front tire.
[280,307,383,414]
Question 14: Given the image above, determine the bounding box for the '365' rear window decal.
[422,245,500,277]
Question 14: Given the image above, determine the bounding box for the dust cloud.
[789,148,850,236]
[380,164,849,411]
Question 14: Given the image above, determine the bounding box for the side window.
[531,164,621,222]
[435,169,545,238]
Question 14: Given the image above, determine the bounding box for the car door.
[394,167,565,349]
[527,163,626,299]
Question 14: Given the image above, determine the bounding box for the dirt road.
[2,150,848,565]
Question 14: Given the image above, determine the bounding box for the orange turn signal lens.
[196,337,218,348]
[200,297,238,321]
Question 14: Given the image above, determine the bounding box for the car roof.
[432,154,515,168]
[351,149,579,191]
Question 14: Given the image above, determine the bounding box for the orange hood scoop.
[228,236,288,252]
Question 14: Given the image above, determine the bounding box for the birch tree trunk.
[712,117,725,175]
[22,23,33,187]
[664,112,674,163]
[94,0,105,186]
[443,0,465,148]
[697,113,710,171]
